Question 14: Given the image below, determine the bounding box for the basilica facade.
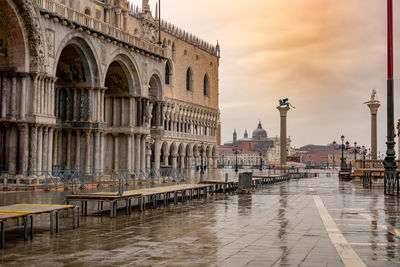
[0,0,220,176]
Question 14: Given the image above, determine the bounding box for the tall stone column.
[17,124,26,173]
[180,154,185,169]
[94,131,100,171]
[75,130,81,168]
[172,154,178,169]
[213,157,218,169]
[146,149,151,170]
[29,125,38,172]
[135,134,141,170]
[154,139,161,170]
[141,135,146,170]
[366,101,380,160]
[100,132,105,172]
[2,124,11,171]
[37,127,43,171]
[20,75,27,119]
[66,130,72,169]
[113,134,119,170]
[42,127,48,172]
[127,134,132,170]
[10,75,17,119]
[85,130,91,174]
[48,128,54,172]
[131,134,135,170]
[277,105,291,167]
[52,130,58,168]
[137,98,142,126]
[1,75,7,118]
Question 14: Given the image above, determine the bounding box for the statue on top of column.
[364,89,380,104]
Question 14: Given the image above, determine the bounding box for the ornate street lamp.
[333,140,337,169]
[259,151,264,171]
[232,147,241,172]
[384,0,397,192]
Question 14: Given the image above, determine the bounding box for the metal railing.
[35,0,164,57]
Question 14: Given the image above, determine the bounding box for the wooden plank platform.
[199,180,237,185]
[0,204,79,249]
[65,184,213,218]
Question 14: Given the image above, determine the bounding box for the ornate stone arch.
[148,71,163,100]
[13,0,47,72]
[54,35,100,87]
[103,52,142,95]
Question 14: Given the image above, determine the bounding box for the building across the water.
[218,122,295,167]
[0,0,220,176]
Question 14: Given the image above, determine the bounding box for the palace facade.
[0,0,220,175]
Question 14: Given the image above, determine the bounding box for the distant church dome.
[252,121,268,138]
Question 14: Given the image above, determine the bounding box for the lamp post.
[233,147,240,172]
[384,0,397,188]
[259,151,263,171]
[341,135,345,167]
[333,141,337,170]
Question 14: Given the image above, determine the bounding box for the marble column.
[100,132,105,172]
[75,130,81,168]
[37,127,43,171]
[180,154,185,169]
[277,105,290,167]
[127,134,132,170]
[2,124,11,171]
[113,97,118,126]
[1,75,7,118]
[129,97,134,127]
[121,98,125,126]
[94,131,100,171]
[367,101,380,160]
[85,130,91,174]
[163,153,169,166]
[52,130,58,168]
[66,130,72,169]
[29,125,38,172]
[57,131,63,166]
[154,139,161,170]
[131,134,135,170]
[42,127,48,172]
[113,134,119,170]
[17,124,25,173]
[137,98,142,126]
[146,149,151,170]
[213,157,218,169]
[10,75,17,119]
[135,134,141,170]
[32,75,38,115]
[88,88,93,121]
[141,135,146,170]
[20,75,27,119]
[48,128,54,172]
[172,154,178,169]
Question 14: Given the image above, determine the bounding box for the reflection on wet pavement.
[0,171,399,266]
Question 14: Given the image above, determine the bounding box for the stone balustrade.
[36,0,164,57]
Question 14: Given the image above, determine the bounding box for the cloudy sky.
[133,0,400,155]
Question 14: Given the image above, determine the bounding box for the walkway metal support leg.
[56,212,59,233]
[50,211,54,234]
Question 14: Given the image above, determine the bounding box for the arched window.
[165,61,172,85]
[84,8,91,16]
[203,74,209,96]
[186,68,193,91]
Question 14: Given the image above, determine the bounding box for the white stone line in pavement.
[359,213,400,237]
[350,242,400,247]
[309,187,366,267]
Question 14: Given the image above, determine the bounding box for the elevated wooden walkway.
[0,204,79,248]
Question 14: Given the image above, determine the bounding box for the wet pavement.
[0,171,399,266]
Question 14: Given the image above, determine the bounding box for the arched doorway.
[103,56,140,171]
[54,38,99,173]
